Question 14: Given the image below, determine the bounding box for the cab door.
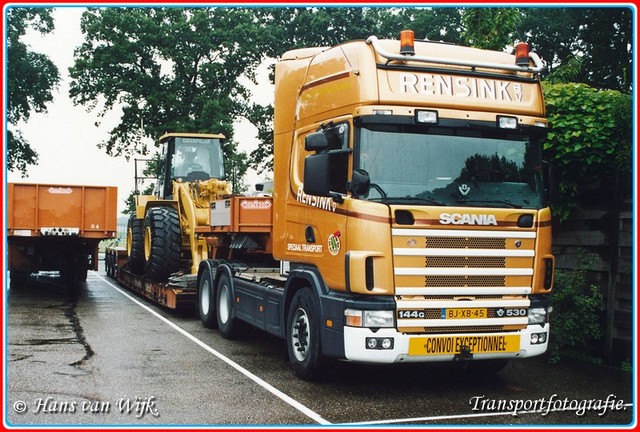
[285,119,352,291]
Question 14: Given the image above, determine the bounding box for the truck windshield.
[172,137,225,180]
[356,125,544,209]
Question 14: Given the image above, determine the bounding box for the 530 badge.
[495,308,527,317]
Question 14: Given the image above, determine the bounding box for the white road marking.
[341,403,636,425]
[95,273,330,425]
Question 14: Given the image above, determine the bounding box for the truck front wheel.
[286,287,325,380]
[144,206,181,281]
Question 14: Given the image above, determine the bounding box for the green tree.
[408,8,464,44]
[577,8,633,92]
[7,7,60,175]
[69,8,262,176]
[542,82,632,220]
[461,7,522,50]
[252,7,401,55]
[521,7,632,92]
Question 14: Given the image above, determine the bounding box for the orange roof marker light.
[367,33,544,74]
[399,30,415,56]
[515,42,531,66]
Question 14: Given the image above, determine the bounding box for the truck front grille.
[392,228,535,333]
[425,275,506,287]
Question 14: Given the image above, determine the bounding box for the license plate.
[443,308,487,319]
[409,334,520,356]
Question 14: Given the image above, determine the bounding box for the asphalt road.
[5,269,636,428]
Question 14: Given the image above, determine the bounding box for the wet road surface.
[5,270,636,427]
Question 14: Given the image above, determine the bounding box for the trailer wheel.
[286,287,325,380]
[76,260,89,282]
[61,255,88,286]
[198,266,217,328]
[127,215,145,274]
[216,272,243,339]
[106,251,114,278]
[144,206,181,281]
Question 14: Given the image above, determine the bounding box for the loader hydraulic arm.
[174,178,231,274]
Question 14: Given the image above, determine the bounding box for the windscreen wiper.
[454,199,522,209]
[385,196,447,206]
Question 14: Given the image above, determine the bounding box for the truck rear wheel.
[198,266,217,328]
[286,287,325,380]
[144,206,181,281]
[216,272,243,339]
[127,215,145,274]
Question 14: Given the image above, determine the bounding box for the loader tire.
[127,215,145,274]
[144,206,181,281]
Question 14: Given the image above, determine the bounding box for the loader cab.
[158,133,226,199]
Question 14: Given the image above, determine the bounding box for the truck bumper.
[343,324,549,364]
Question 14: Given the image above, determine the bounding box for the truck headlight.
[528,307,547,325]
[364,310,394,328]
[345,309,394,328]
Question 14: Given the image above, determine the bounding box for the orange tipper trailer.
[7,183,117,286]
[107,31,557,380]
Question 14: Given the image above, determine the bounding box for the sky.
[6,7,274,217]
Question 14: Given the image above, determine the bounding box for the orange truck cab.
[268,31,555,377]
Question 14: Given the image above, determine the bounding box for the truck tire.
[105,251,114,278]
[198,266,217,328]
[216,272,243,339]
[127,215,145,274]
[286,287,326,380]
[61,255,88,286]
[144,206,181,281]
[76,260,89,282]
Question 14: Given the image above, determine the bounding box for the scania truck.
[107,31,556,380]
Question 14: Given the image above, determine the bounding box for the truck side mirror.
[304,153,331,196]
[543,161,559,204]
[305,131,329,152]
[349,169,371,196]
